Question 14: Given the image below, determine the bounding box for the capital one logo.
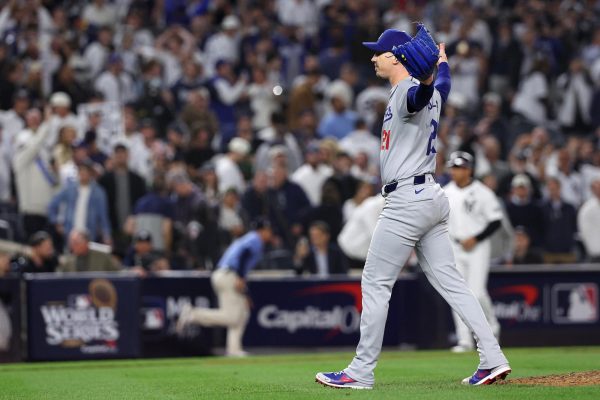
[257,283,361,339]
[491,284,542,324]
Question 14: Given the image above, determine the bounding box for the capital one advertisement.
[244,278,416,347]
[27,276,140,361]
[489,272,600,329]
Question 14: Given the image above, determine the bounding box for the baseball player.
[444,152,502,353]
[315,25,510,389]
[176,219,273,357]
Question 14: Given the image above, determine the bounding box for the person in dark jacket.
[9,231,59,274]
[98,143,147,255]
[541,177,578,263]
[294,221,348,276]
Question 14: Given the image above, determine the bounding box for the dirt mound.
[499,371,600,386]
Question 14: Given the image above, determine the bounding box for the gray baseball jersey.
[344,78,508,386]
[380,78,441,184]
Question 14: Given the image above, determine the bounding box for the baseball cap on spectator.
[215,59,231,69]
[362,29,411,53]
[28,231,51,247]
[250,217,271,231]
[113,141,129,151]
[221,15,240,30]
[228,137,251,156]
[83,130,97,145]
[49,92,71,108]
[139,118,156,129]
[199,161,216,173]
[446,151,474,169]
[134,230,153,242]
[72,139,88,150]
[511,174,531,188]
[13,88,29,102]
[107,53,123,65]
[306,141,320,154]
[77,158,96,172]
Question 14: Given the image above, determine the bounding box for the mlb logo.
[68,294,91,309]
[142,308,165,330]
[551,283,598,324]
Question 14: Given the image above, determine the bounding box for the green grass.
[1,347,599,399]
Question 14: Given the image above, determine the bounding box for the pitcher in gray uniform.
[315,27,511,389]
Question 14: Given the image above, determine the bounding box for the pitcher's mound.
[499,371,600,386]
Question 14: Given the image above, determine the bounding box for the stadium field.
[1,347,599,399]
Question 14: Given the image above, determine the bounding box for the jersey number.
[381,129,391,150]
[426,120,438,156]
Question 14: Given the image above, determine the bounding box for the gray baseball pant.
[344,177,508,385]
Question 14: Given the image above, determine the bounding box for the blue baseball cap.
[362,29,412,53]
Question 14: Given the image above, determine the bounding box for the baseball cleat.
[315,371,373,390]
[461,364,511,385]
[175,303,193,335]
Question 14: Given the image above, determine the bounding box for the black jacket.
[296,244,349,276]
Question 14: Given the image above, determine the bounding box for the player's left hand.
[461,237,477,251]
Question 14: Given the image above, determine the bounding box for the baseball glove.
[392,23,439,81]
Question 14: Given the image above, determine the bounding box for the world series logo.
[40,279,120,354]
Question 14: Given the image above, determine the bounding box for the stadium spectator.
[58,229,119,272]
[505,174,544,248]
[255,112,303,173]
[97,143,147,255]
[577,179,600,262]
[541,177,578,263]
[94,53,137,105]
[214,137,250,195]
[290,142,333,206]
[294,221,348,276]
[339,119,380,169]
[12,112,58,238]
[180,88,219,139]
[207,59,247,147]
[122,230,168,273]
[219,188,245,244]
[266,161,311,250]
[9,231,58,274]
[511,226,544,265]
[48,160,112,245]
[343,180,375,222]
[125,174,174,253]
[317,85,358,140]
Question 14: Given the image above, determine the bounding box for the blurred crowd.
[1,0,600,278]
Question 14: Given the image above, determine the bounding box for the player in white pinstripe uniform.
[444,151,502,353]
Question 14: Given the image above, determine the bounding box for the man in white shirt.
[215,137,250,195]
[94,53,137,105]
[204,15,242,74]
[339,119,380,168]
[291,142,333,206]
[46,92,82,148]
[578,179,600,262]
[84,26,113,79]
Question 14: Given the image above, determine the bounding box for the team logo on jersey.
[427,99,439,110]
[383,106,393,122]
[464,198,476,213]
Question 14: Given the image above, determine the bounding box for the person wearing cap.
[205,14,242,74]
[46,91,82,149]
[444,151,503,352]
[94,52,137,105]
[58,229,119,273]
[505,173,544,248]
[122,230,164,271]
[176,219,274,357]
[9,231,58,274]
[47,159,112,245]
[214,137,250,195]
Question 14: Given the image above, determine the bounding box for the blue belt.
[382,174,433,195]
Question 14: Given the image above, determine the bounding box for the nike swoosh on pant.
[415,188,425,194]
